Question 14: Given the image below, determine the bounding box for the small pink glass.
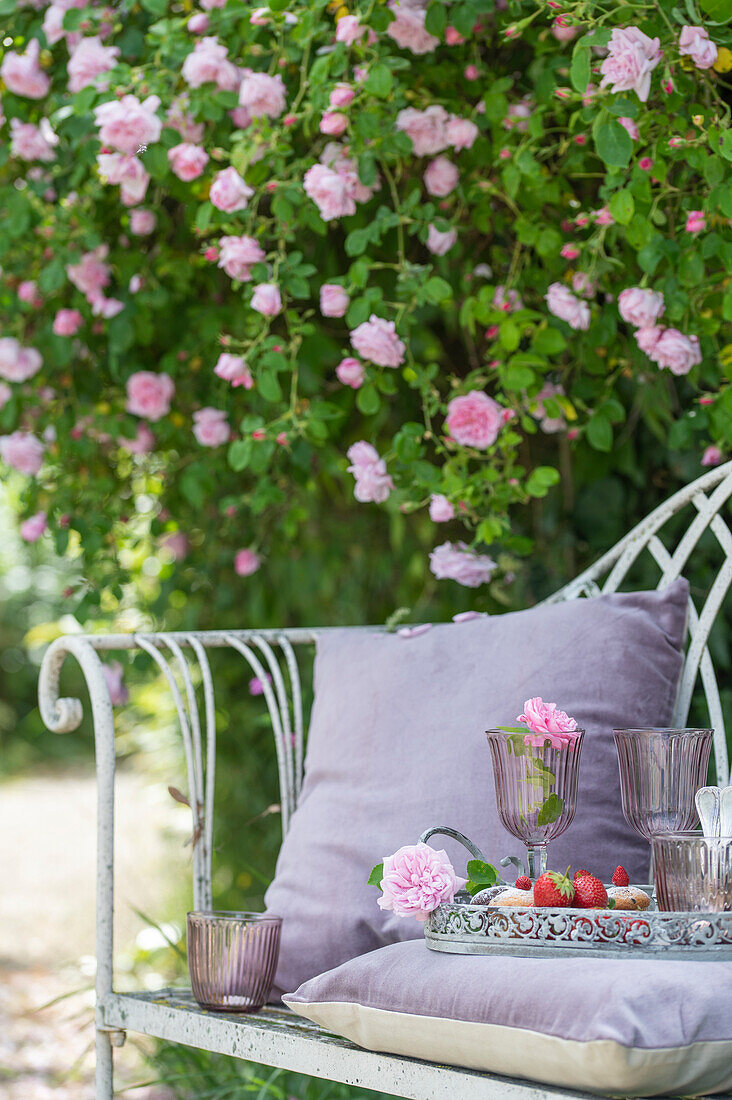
[187,911,281,1012]
[652,833,732,912]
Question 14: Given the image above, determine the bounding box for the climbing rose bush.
[1,0,732,610]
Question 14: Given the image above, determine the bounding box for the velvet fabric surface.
[266,581,689,996]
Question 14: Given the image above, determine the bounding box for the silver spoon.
[695,786,721,838]
[719,786,732,837]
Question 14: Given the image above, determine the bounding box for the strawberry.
[573,873,609,909]
[515,875,532,891]
[573,868,591,881]
[612,865,630,887]
[533,868,575,907]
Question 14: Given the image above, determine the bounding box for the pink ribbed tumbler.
[187,911,281,1012]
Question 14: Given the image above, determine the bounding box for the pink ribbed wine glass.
[485,729,585,879]
[187,911,281,1012]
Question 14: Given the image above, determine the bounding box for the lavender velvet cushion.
[265,581,688,996]
[284,940,732,1097]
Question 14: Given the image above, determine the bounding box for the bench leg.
[96,1028,114,1099]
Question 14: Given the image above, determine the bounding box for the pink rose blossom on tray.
[376,843,465,920]
[517,696,580,748]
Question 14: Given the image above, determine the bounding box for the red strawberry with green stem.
[612,865,630,887]
[515,875,532,891]
[533,868,575,907]
[573,873,609,909]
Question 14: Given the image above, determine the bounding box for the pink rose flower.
[161,531,189,560]
[0,431,44,476]
[218,235,265,281]
[618,116,640,140]
[429,494,455,522]
[89,294,124,319]
[168,142,209,181]
[561,244,581,260]
[335,15,367,46]
[532,382,566,434]
[214,352,254,388]
[350,315,405,367]
[9,118,58,162]
[635,325,663,355]
[0,383,11,411]
[572,272,596,298]
[545,283,590,330]
[517,696,580,749]
[239,71,287,119]
[125,371,175,421]
[336,357,364,388]
[118,423,155,454]
[395,106,449,156]
[249,673,273,696]
[329,82,354,108]
[493,285,523,312]
[426,224,457,255]
[182,36,240,91]
[167,97,206,143]
[320,111,348,136]
[618,287,665,328]
[686,210,706,233]
[130,208,156,235]
[210,167,254,212]
[346,441,394,503]
[552,20,578,43]
[424,155,459,197]
[19,510,48,542]
[187,12,210,33]
[387,2,439,54]
[53,309,83,336]
[320,284,350,317]
[320,142,379,203]
[94,94,162,155]
[43,3,78,47]
[445,26,465,46]
[234,548,261,576]
[679,25,718,69]
[251,283,282,317]
[445,116,479,151]
[193,407,229,447]
[303,163,356,221]
[1,40,51,99]
[97,153,150,205]
[17,280,38,304]
[445,390,503,449]
[600,26,662,102]
[702,444,723,467]
[0,338,42,382]
[377,844,464,921]
[250,6,270,24]
[102,660,129,706]
[646,328,702,375]
[67,36,120,93]
[429,541,497,587]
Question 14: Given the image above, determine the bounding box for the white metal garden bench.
[38,461,732,1100]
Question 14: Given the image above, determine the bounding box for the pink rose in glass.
[517,697,580,749]
[429,541,496,587]
[426,224,457,255]
[336,357,364,389]
[350,315,405,368]
[545,283,590,330]
[218,235,265,281]
[0,431,44,476]
[377,844,465,920]
[168,143,209,181]
[395,106,449,156]
[126,371,175,421]
[386,2,439,55]
[303,164,356,221]
[445,390,503,449]
[618,287,665,328]
[600,26,661,102]
[251,283,282,317]
[234,548,261,577]
[320,284,349,318]
[214,352,254,389]
[679,25,717,70]
[67,36,120,93]
[20,511,48,542]
[210,167,254,213]
[53,309,83,337]
[429,494,455,522]
[94,94,162,155]
[1,40,51,99]
[424,156,459,197]
[239,72,287,119]
[193,407,229,447]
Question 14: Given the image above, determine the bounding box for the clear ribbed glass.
[485,729,584,879]
[187,911,281,1012]
[613,728,713,841]
[653,833,732,912]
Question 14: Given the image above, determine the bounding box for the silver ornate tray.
[425,895,732,959]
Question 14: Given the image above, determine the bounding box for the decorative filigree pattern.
[426,899,732,957]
